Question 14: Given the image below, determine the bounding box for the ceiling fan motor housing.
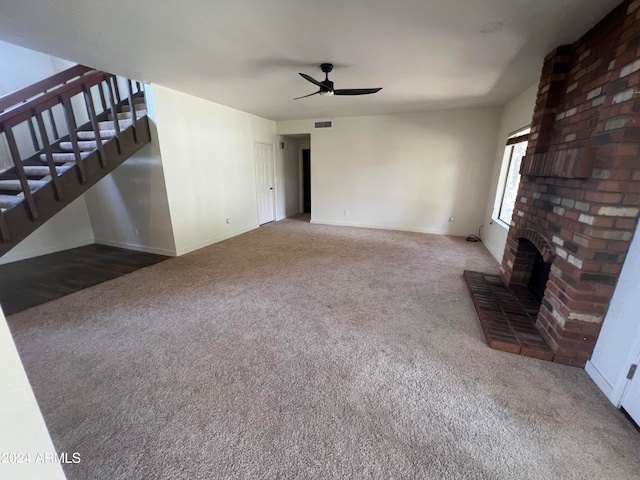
[321,80,334,92]
[320,63,334,73]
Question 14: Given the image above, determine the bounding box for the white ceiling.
[0,0,622,121]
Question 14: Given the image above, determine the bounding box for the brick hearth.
[464,271,553,361]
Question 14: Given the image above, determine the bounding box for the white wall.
[0,198,95,265]
[0,307,67,480]
[276,136,300,219]
[0,41,95,264]
[278,109,500,236]
[83,87,177,256]
[481,83,538,262]
[151,84,276,255]
[586,220,640,404]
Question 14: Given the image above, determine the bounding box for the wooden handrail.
[0,64,92,114]
[0,70,106,129]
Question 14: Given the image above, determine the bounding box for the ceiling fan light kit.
[294,63,382,100]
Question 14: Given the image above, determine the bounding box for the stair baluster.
[111,76,122,104]
[105,76,122,155]
[83,84,107,168]
[97,83,108,113]
[60,96,87,184]
[47,109,59,141]
[3,127,39,220]
[126,80,140,144]
[27,117,40,152]
[33,109,64,201]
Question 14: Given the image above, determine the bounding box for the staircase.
[0,65,151,257]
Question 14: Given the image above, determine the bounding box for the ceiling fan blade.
[293,91,321,100]
[299,73,326,89]
[333,88,382,96]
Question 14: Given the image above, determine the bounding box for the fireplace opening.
[528,252,551,301]
[508,236,553,317]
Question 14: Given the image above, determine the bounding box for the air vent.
[314,121,332,129]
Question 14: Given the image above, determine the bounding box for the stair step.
[108,110,147,121]
[59,140,107,151]
[0,194,23,209]
[98,119,134,130]
[0,179,48,193]
[77,130,117,140]
[23,164,75,177]
[40,152,90,163]
[120,104,147,112]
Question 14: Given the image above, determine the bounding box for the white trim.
[492,218,510,230]
[174,225,259,256]
[254,140,276,225]
[0,237,94,265]
[94,239,177,257]
[585,361,620,406]
[310,219,468,237]
[492,125,531,227]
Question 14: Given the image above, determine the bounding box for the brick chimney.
[500,0,640,367]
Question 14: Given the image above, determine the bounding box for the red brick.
[608,240,632,253]
[623,193,640,205]
[615,217,638,229]
[601,263,623,274]
[584,191,623,203]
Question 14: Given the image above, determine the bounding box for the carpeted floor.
[7,216,640,479]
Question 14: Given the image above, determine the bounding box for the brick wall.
[500,0,640,367]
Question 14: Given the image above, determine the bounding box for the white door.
[621,354,640,424]
[254,142,275,225]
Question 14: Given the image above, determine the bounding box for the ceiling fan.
[294,63,382,100]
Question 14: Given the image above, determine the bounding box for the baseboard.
[585,361,619,406]
[0,237,95,265]
[309,219,467,237]
[175,225,259,256]
[94,239,177,257]
[484,241,504,264]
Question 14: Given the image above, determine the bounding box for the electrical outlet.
[226,218,231,224]
[135,228,140,237]
[344,210,350,217]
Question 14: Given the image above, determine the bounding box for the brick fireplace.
[468,0,640,368]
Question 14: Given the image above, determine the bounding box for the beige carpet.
[7,216,640,479]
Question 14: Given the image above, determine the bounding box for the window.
[496,127,530,225]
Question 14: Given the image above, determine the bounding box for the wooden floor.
[0,244,170,315]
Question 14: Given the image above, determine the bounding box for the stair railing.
[0,65,144,224]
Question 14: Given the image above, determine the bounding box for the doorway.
[254,142,275,225]
[302,148,311,214]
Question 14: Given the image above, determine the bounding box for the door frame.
[620,349,640,413]
[253,140,276,225]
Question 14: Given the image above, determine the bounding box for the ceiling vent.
[314,121,332,129]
